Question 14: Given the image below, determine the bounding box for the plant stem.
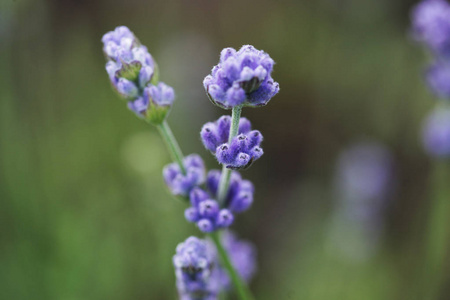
[423,160,450,300]
[157,120,186,174]
[210,231,254,300]
[217,105,243,205]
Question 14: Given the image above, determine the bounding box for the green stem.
[423,161,450,300]
[157,120,186,174]
[217,105,243,205]
[210,231,254,300]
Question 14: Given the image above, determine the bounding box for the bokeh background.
[1,0,449,299]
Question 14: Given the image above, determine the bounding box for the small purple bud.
[189,187,210,206]
[217,116,232,142]
[216,209,234,228]
[229,191,253,213]
[216,144,234,164]
[117,78,138,98]
[197,219,214,233]
[199,200,220,218]
[238,117,252,134]
[201,123,219,152]
[185,207,200,222]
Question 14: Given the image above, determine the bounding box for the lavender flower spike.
[411,0,450,59]
[422,106,450,157]
[173,237,220,300]
[102,26,156,97]
[103,26,175,125]
[163,154,206,197]
[204,45,279,109]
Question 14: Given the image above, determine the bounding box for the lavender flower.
[185,170,254,232]
[173,234,257,299]
[422,106,450,157]
[163,154,206,197]
[203,45,279,109]
[173,237,220,300]
[102,26,175,125]
[426,62,450,99]
[411,0,450,58]
[201,116,263,169]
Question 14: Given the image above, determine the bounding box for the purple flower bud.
[411,0,450,58]
[189,187,210,206]
[199,200,220,218]
[422,106,450,157]
[141,82,176,124]
[204,45,280,109]
[163,154,206,197]
[127,97,149,116]
[117,78,138,98]
[216,209,234,228]
[197,219,214,233]
[185,207,200,222]
[426,62,450,99]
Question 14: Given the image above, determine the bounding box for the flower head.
[185,170,254,232]
[200,116,263,169]
[411,0,450,58]
[204,45,279,109]
[102,26,174,125]
[163,154,206,197]
[173,237,220,299]
[422,106,450,157]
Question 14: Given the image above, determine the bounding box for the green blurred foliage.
[1,0,449,299]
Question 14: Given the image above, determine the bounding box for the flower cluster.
[102,26,175,124]
[163,155,206,197]
[204,45,279,109]
[103,29,278,298]
[173,237,219,300]
[201,116,263,169]
[422,107,450,156]
[173,233,257,299]
[412,0,450,99]
[185,170,254,232]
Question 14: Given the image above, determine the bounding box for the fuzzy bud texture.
[201,116,263,169]
[411,0,450,58]
[102,26,174,123]
[163,154,206,197]
[185,170,254,232]
[173,237,219,300]
[203,45,279,109]
[422,107,450,156]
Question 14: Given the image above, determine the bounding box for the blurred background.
[1,0,449,299]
